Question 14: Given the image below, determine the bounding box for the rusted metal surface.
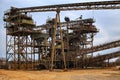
[92,51,120,63]
[3,1,120,70]
[4,12,36,69]
[77,40,120,55]
[85,50,120,67]
[17,1,120,12]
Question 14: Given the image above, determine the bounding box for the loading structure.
[3,1,120,70]
[84,50,120,67]
[4,8,38,69]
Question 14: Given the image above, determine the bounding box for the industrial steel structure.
[3,1,120,70]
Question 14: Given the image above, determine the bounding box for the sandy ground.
[0,69,120,80]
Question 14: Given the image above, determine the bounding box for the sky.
[0,0,120,58]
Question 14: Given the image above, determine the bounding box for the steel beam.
[88,50,120,64]
[17,1,120,13]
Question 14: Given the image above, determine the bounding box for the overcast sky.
[0,0,120,58]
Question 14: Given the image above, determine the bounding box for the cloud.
[94,26,109,45]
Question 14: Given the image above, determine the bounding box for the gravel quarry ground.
[0,68,120,80]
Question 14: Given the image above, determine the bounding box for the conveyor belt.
[77,40,120,55]
[17,1,120,12]
[87,50,120,64]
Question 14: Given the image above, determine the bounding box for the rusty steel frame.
[77,40,120,56]
[6,32,34,69]
[4,1,120,70]
[85,50,120,67]
[4,12,36,70]
[17,1,120,12]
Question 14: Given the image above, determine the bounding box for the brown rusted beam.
[15,1,120,13]
[88,50,120,64]
[77,40,120,56]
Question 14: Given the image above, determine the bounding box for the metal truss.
[17,1,120,13]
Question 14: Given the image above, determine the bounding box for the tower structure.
[3,1,120,70]
[4,7,36,69]
[62,18,98,68]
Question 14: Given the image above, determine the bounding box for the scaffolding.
[4,7,36,69]
[3,1,120,70]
